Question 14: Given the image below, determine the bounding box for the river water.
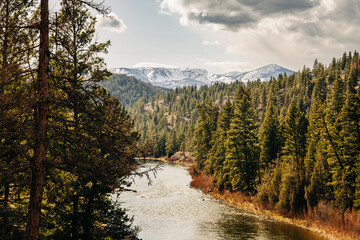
[113,162,327,240]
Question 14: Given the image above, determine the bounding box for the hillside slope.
[101,74,167,106]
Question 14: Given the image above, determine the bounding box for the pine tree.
[304,97,324,179]
[226,86,259,194]
[305,146,330,208]
[166,131,177,157]
[312,70,327,101]
[193,101,218,172]
[329,76,345,120]
[208,100,234,188]
[333,93,360,209]
[346,63,359,94]
[0,1,35,237]
[282,101,308,165]
[278,101,308,212]
[304,99,332,208]
[258,101,281,176]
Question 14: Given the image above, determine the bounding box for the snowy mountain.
[110,64,293,89]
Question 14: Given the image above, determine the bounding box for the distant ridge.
[110,64,293,89]
[100,74,166,106]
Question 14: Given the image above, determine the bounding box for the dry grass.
[188,170,360,240]
[303,201,360,240]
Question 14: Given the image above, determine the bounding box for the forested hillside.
[127,52,357,156]
[127,81,243,156]
[126,51,360,219]
[101,74,167,106]
[192,51,360,232]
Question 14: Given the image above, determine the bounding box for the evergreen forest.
[2,0,360,238]
[119,50,360,215]
[0,0,143,239]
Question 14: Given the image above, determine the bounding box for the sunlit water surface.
[112,162,327,240]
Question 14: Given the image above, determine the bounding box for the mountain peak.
[262,63,280,67]
[111,64,293,89]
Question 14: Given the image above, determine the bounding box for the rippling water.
[112,162,327,240]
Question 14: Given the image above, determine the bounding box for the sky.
[93,0,360,74]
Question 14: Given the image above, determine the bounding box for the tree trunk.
[26,0,49,239]
[4,181,9,202]
[258,157,261,185]
[72,195,79,239]
[83,187,95,239]
[2,0,9,74]
[72,110,79,239]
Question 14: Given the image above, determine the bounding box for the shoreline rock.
[141,151,194,166]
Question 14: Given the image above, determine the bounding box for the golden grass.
[302,201,360,240]
[189,172,360,240]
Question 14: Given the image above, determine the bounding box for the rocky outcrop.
[166,152,194,165]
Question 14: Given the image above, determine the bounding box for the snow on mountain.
[110,64,293,89]
[239,64,293,82]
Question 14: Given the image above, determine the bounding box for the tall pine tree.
[193,101,218,172]
[208,100,234,188]
[258,101,281,179]
[226,86,258,194]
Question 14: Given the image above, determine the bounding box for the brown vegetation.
[190,173,214,191]
[303,201,360,240]
[189,171,360,240]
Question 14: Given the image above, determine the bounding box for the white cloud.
[159,0,320,31]
[133,62,177,68]
[96,12,127,33]
[157,0,360,71]
[158,0,360,44]
[198,59,256,73]
[202,40,220,46]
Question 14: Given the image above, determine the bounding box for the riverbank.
[141,152,194,166]
[142,155,359,240]
[189,172,360,240]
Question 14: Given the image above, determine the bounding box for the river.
[113,161,327,240]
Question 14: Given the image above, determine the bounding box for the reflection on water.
[112,162,327,240]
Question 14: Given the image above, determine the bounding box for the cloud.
[202,40,220,46]
[96,12,127,33]
[198,58,257,72]
[159,0,360,65]
[133,62,177,68]
[158,0,360,41]
[159,0,320,30]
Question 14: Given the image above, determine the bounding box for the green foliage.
[277,160,306,213]
[282,102,308,165]
[165,131,178,157]
[305,156,330,209]
[276,102,308,212]
[123,50,360,215]
[0,0,36,238]
[329,76,345,118]
[210,100,234,189]
[0,1,140,239]
[331,93,360,209]
[226,86,259,194]
[193,101,218,172]
[258,101,282,173]
[102,74,166,106]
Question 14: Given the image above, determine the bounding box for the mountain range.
[110,64,293,89]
